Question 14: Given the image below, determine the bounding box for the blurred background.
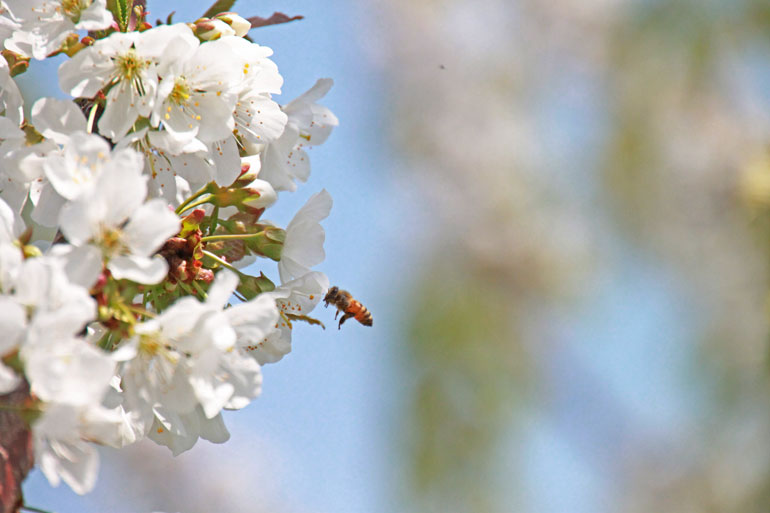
[17,0,770,511]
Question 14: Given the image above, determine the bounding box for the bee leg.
[338,312,354,329]
[334,310,340,320]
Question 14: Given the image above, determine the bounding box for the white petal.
[23,337,115,406]
[122,198,179,256]
[75,0,113,30]
[38,436,99,495]
[0,362,20,394]
[31,97,87,144]
[198,411,230,444]
[47,244,103,289]
[96,165,146,227]
[228,293,279,346]
[31,183,67,228]
[58,197,101,245]
[0,58,23,126]
[205,270,239,308]
[287,189,333,229]
[209,136,241,186]
[0,297,26,354]
[108,255,168,284]
[98,83,141,141]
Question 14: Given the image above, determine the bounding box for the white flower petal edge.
[278,189,332,283]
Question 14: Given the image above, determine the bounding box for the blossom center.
[138,334,162,356]
[115,49,147,84]
[168,78,191,106]
[60,0,88,23]
[98,225,128,256]
[137,334,179,378]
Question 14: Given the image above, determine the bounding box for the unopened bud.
[245,226,285,261]
[243,178,277,209]
[1,50,29,77]
[213,12,252,37]
[232,156,260,187]
[54,34,95,58]
[237,272,275,300]
[190,18,235,41]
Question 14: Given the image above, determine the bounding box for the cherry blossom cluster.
[0,0,338,496]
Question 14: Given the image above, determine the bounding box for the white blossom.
[34,400,125,494]
[118,270,276,453]
[244,271,328,364]
[0,57,23,125]
[150,36,242,144]
[4,0,112,60]
[58,24,198,141]
[259,79,338,192]
[58,161,180,284]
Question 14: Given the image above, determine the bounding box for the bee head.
[324,286,339,304]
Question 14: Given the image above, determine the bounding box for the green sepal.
[236,272,275,300]
[1,351,22,374]
[179,209,205,238]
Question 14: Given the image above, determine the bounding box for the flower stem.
[177,281,196,297]
[202,250,243,275]
[86,103,99,134]
[127,304,156,320]
[192,280,208,299]
[200,231,265,243]
[209,205,220,235]
[175,183,214,214]
[176,195,213,215]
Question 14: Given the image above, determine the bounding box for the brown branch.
[0,381,33,513]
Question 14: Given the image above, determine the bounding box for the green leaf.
[202,0,237,19]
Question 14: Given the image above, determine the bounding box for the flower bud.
[1,50,29,77]
[232,156,261,187]
[243,178,277,210]
[213,12,252,37]
[237,272,275,300]
[190,18,236,41]
[245,226,285,261]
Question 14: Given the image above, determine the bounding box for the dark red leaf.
[247,12,304,29]
[202,0,237,19]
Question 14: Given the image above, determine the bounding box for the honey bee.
[324,286,373,329]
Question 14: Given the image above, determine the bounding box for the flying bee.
[324,286,373,329]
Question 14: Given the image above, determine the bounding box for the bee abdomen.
[351,301,373,326]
